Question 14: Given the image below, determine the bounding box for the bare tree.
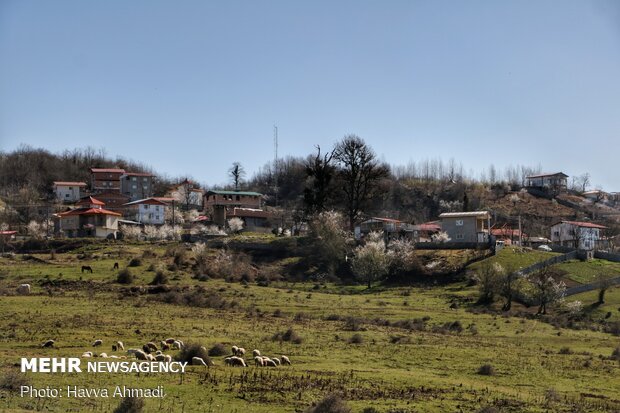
[577,173,591,193]
[303,145,335,215]
[333,135,389,230]
[596,273,613,304]
[229,162,246,190]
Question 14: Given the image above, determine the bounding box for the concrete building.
[53,181,87,203]
[123,198,169,225]
[550,220,607,250]
[121,172,154,201]
[205,190,264,227]
[90,168,125,193]
[525,172,568,193]
[439,211,491,243]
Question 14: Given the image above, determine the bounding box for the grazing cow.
[81,266,93,273]
[113,262,119,270]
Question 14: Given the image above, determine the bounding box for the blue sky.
[1,0,619,190]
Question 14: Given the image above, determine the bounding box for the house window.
[155,206,160,211]
[236,195,240,201]
[143,177,148,182]
[456,234,464,240]
[65,194,70,197]
[69,187,73,190]
[132,185,137,189]
[156,215,160,220]
[132,177,137,181]
[554,231,560,237]
[456,220,464,226]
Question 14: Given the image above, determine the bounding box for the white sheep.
[281,355,291,365]
[254,356,264,367]
[160,341,170,350]
[16,284,31,295]
[116,341,124,351]
[263,358,277,367]
[155,354,166,361]
[236,347,246,357]
[41,339,55,348]
[252,349,261,358]
[272,357,281,366]
[81,352,93,358]
[99,352,108,358]
[172,340,183,350]
[231,345,238,355]
[225,356,247,367]
[164,338,176,344]
[145,342,158,352]
[146,354,155,361]
[164,355,172,363]
[126,348,139,356]
[134,350,148,360]
[192,357,208,366]
[92,339,103,347]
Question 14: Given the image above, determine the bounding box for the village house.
[204,190,264,227]
[121,172,154,201]
[53,181,87,203]
[490,226,526,246]
[123,197,169,225]
[167,180,204,210]
[439,211,491,243]
[90,168,125,193]
[55,196,121,238]
[550,220,607,250]
[411,221,441,243]
[227,208,270,230]
[93,192,131,213]
[525,172,568,193]
[354,217,414,241]
[582,190,607,203]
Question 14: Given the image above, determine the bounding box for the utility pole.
[172,199,175,229]
[273,125,279,207]
[518,214,522,246]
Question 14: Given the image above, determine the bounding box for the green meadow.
[0,242,618,412]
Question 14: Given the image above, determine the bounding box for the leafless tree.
[303,145,335,215]
[596,273,613,304]
[229,162,246,190]
[577,173,591,193]
[333,135,389,230]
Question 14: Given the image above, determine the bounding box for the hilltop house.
[491,226,526,246]
[525,172,568,193]
[55,196,121,238]
[167,180,204,210]
[123,197,169,225]
[204,190,265,227]
[90,168,125,193]
[354,217,414,241]
[53,181,87,203]
[121,172,154,201]
[550,220,607,250]
[439,211,491,243]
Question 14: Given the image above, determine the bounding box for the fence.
[565,276,620,296]
[594,250,620,263]
[415,241,491,250]
[510,250,578,277]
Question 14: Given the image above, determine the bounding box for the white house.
[550,220,607,250]
[123,198,169,225]
[53,182,87,203]
[55,196,121,238]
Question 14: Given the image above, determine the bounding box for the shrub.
[611,347,620,361]
[208,343,228,357]
[477,364,495,376]
[112,396,145,413]
[175,342,212,365]
[272,327,303,344]
[117,268,134,284]
[128,257,142,267]
[348,333,363,344]
[362,408,380,413]
[477,408,499,413]
[150,271,168,285]
[304,393,351,413]
[558,347,573,355]
[0,370,30,392]
[343,316,366,331]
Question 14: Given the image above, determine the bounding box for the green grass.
[553,259,620,284]
[468,246,559,273]
[0,243,619,413]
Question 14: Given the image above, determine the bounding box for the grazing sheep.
[236,347,246,357]
[113,262,119,270]
[172,340,183,350]
[126,348,139,356]
[99,352,108,358]
[192,357,208,366]
[254,356,264,367]
[92,339,103,347]
[146,354,155,361]
[112,345,117,352]
[41,339,55,348]
[109,355,119,359]
[145,342,158,352]
[263,359,277,367]
[164,355,172,363]
[165,338,176,344]
[116,341,124,351]
[281,355,291,365]
[17,284,31,295]
[252,349,261,358]
[272,357,281,366]
[225,356,247,367]
[231,345,238,356]
[134,350,148,360]
[155,350,162,356]
[81,352,93,358]
[155,354,166,361]
[81,265,93,273]
[161,342,170,351]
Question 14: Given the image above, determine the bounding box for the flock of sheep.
[41,339,292,368]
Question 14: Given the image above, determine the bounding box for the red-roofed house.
[355,217,414,241]
[53,181,87,202]
[411,221,441,242]
[550,220,607,250]
[90,168,125,193]
[123,198,170,225]
[56,197,121,238]
[491,226,527,246]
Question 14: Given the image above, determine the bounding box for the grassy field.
[553,259,620,284]
[0,242,619,413]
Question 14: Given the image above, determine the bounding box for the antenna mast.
[273,125,279,206]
